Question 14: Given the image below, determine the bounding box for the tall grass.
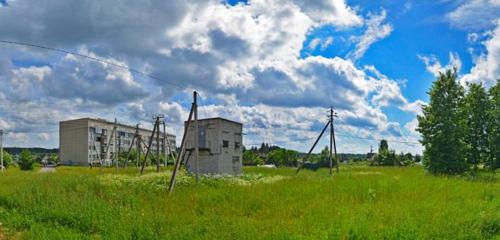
[0,166,497,239]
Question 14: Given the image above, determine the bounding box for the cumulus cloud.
[460,19,500,88]
[447,0,500,31]
[418,52,462,77]
[0,0,419,153]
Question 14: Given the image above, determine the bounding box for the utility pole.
[329,108,333,175]
[1,129,4,172]
[193,91,199,184]
[115,118,118,173]
[156,116,162,172]
[296,119,331,174]
[297,107,340,174]
[168,91,195,193]
[137,126,141,169]
[163,120,167,167]
[331,109,339,173]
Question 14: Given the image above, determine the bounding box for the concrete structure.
[184,118,243,175]
[59,118,176,166]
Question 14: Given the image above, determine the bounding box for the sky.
[0,0,499,154]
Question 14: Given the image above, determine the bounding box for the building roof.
[60,117,176,136]
[185,117,243,126]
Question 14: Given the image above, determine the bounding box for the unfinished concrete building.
[59,118,176,166]
[184,118,243,175]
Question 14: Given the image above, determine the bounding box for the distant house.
[184,118,243,175]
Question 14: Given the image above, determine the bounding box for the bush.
[1,149,15,168]
[19,150,35,170]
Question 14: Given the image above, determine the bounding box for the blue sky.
[0,0,499,154]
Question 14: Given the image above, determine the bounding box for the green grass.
[0,165,498,239]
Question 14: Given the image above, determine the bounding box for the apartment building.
[59,118,176,166]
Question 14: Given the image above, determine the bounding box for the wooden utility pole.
[193,91,199,183]
[329,108,334,175]
[163,120,167,167]
[115,118,119,173]
[156,116,162,172]
[124,124,139,168]
[296,120,331,174]
[332,110,339,173]
[140,119,159,174]
[0,129,3,172]
[137,129,141,169]
[168,92,196,193]
[297,107,340,174]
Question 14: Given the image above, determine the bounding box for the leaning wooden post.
[168,102,195,193]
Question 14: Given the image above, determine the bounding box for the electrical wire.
[0,40,185,89]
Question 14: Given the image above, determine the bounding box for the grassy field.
[0,165,498,239]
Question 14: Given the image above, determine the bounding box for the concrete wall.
[60,118,176,166]
[60,119,89,166]
[185,118,242,175]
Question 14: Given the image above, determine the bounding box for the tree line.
[417,70,499,174]
[243,143,371,167]
[371,139,421,166]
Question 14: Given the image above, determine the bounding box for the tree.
[267,149,298,167]
[415,154,422,163]
[379,140,389,153]
[243,150,264,166]
[0,149,14,168]
[463,83,490,170]
[417,69,467,174]
[487,80,500,170]
[374,139,396,166]
[19,149,35,170]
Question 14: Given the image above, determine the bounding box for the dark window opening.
[235,142,241,150]
[223,140,229,148]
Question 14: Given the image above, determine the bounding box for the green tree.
[374,140,396,166]
[19,150,35,171]
[243,150,264,166]
[487,80,500,170]
[0,149,14,168]
[268,149,298,167]
[379,140,389,153]
[463,83,490,170]
[417,69,467,174]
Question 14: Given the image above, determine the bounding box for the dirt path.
[38,167,56,173]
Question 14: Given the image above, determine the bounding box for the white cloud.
[447,0,500,31]
[418,52,462,77]
[0,0,420,153]
[348,9,393,61]
[461,19,500,88]
[309,36,334,50]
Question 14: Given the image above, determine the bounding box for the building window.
[223,140,229,148]
[235,142,240,150]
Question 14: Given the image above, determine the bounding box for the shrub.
[19,150,35,170]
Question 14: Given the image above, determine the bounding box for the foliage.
[0,149,14,168]
[242,150,264,166]
[267,149,298,167]
[18,149,35,171]
[0,166,497,239]
[417,69,467,174]
[487,80,500,170]
[49,153,59,165]
[463,83,490,170]
[373,140,401,166]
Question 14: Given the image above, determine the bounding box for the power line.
[0,40,185,89]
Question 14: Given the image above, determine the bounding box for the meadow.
[0,165,498,239]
